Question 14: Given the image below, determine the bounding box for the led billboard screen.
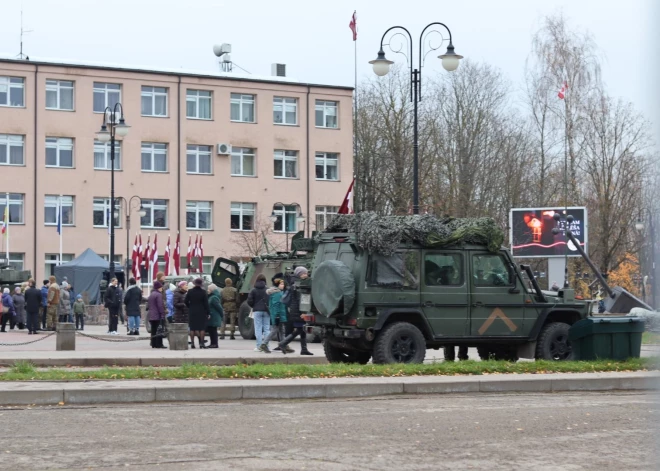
[509,207,587,258]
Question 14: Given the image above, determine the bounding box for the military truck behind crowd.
[0,259,31,292]
[301,213,594,364]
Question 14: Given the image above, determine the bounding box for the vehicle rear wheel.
[535,322,574,361]
[477,345,519,362]
[373,322,426,364]
[238,301,255,340]
[323,342,371,364]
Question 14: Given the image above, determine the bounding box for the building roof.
[0,54,353,91]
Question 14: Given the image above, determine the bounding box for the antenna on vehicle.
[17,5,33,60]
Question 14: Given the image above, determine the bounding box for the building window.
[315,100,338,128]
[141,86,168,117]
[140,199,168,228]
[0,194,24,225]
[93,140,121,170]
[186,201,212,230]
[0,134,24,166]
[0,76,25,107]
[230,202,255,231]
[93,198,121,228]
[45,253,74,277]
[46,137,74,168]
[273,97,297,125]
[315,152,339,181]
[100,254,122,263]
[7,253,24,270]
[141,142,168,172]
[231,147,255,177]
[230,93,255,123]
[46,79,74,111]
[273,150,298,178]
[93,82,121,113]
[44,195,74,226]
[273,205,299,233]
[315,205,339,231]
[186,145,212,174]
[202,256,213,274]
[186,90,212,120]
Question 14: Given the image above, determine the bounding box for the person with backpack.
[278,266,313,355]
[260,278,290,353]
[247,274,270,352]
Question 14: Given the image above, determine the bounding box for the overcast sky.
[0,0,654,121]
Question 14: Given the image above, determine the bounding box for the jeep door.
[469,252,525,336]
[364,250,421,316]
[421,251,469,336]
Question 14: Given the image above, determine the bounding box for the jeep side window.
[424,253,463,286]
[368,250,420,290]
[472,254,512,287]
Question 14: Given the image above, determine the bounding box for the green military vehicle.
[300,214,594,364]
[212,231,316,339]
[0,259,31,292]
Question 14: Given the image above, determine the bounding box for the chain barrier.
[75,330,168,343]
[0,331,57,347]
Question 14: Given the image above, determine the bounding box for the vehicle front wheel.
[238,301,255,340]
[373,322,426,364]
[323,342,371,364]
[535,322,574,361]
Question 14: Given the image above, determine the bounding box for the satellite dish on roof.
[213,43,231,57]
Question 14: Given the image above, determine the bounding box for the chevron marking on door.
[478,308,518,335]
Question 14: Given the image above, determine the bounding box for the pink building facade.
[0,58,353,281]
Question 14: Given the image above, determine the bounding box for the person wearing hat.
[12,286,26,330]
[185,278,209,348]
[148,281,167,348]
[173,281,189,324]
[166,283,175,325]
[278,266,313,355]
[220,278,238,340]
[206,283,223,348]
[73,294,86,331]
[24,279,42,335]
[46,275,60,330]
[123,277,145,335]
[58,281,71,325]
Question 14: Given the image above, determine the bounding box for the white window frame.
[273,150,298,179]
[186,145,212,175]
[315,100,338,128]
[93,197,121,228]
[7,253,24,270]
[230,93,256,123]
[0,194,25,225]
[0,76,25,107]
[273,204,299,233]
[46,137,74,168]
[93,82,121,113]
[44,195,74,226]
[0,134,24,166]
[273,96,297,125]
[46,79,74,111]
[186,201,213,230]
[230,202,255,231]
[186,89,212,120]
[315,205,339,231]
[94,140,121,170]
[140,199,168,229]
[315,152,339,181]
[45,253,75,277]
[231,147,256,177]
[141,142,168,172]
[141,86,168,117]
[202,256,214,274]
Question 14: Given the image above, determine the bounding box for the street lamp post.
[636,210,656,309]
[114,196,146,280]
[370,22,462,214]
[269,202,305,251]
[96,104,130,281]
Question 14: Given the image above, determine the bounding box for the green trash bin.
[568,316,645,360]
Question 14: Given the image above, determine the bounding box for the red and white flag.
[186,234,192,274]
[142,234,151,277]
[151,233,159,282]
[197,235,204,274]
[137,233,143,280]
[558,81,568,99]
[337,178,355,214]
[172,232,180,276]
[349,11,357,41]
[131,234,140,281]
[164,234,171,276]
[192,234,199,273]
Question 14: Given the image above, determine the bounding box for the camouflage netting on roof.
[324,212,504,256]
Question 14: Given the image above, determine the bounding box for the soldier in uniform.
[220,278,238,340]
[46,275,60,330]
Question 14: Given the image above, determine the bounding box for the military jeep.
[301,231,593,364]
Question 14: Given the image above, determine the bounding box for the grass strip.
[0,358,657,382]
[642,332,660,344]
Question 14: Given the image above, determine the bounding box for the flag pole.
[352,11,359,213]
[59,195,63,265]
[5,192,9,260]
[563,91,569,288]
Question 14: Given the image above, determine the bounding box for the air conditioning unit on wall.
[217,143,232,155]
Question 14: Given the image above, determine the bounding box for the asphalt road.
[0,391,658,470]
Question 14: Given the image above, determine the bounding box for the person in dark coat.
[278,267,313,355]
[207,283,223,348]
[105,278,121,334]
[123,277,145,335]
[24,280,42,335]
[1,288,16,332]
[147,281,166,348]
[172,281,189,323]
[247,273,270,352]
[185,278,209,349]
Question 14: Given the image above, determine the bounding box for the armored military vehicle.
[0,258,31,292]
[300,213,594,364]
[212,231,316,339]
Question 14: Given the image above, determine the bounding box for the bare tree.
[230,213,283,258]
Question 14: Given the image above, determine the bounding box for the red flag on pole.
[137,234,143,281]
[197,235,204,273]
[143,234,151,278]
[173,232,180,276]
[349,11,357,41]
[186,234,192,274]
[131,234,140,281]
[164,234,171,276]
[558,81,568,99]
[337,178,355,214]
[151,233,159,282]
[192,234,199,273]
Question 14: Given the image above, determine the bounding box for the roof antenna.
[17,5,33,60]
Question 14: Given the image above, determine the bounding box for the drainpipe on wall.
[33,64,38,277]
[177,76,181,234]
[306,86,311,237]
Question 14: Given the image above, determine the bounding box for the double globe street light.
[369,23,463,214]
[269,203,305,252]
